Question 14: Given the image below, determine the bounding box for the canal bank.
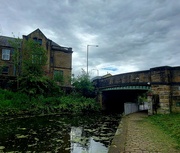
[108,111,179,153]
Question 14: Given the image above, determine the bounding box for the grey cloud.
[0,0,180,76]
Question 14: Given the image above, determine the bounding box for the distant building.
[101,73,112,78]
[0,28,73,87]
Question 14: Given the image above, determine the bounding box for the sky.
[0,0,180,78]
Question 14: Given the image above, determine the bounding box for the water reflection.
[0,113,121,152]
[70,127,107,153]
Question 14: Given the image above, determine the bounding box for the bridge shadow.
[102,89,148,114]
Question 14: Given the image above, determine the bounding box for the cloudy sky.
[0,0,180,77]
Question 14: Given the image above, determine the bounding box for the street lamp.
[92,69,99,76]
[87,45,98,75]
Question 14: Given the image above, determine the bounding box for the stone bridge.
[93,66,180,114]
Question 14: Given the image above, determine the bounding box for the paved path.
[108,111,179,153]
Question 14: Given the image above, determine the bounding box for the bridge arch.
[100,87,149,113]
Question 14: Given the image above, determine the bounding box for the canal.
[0,112,121,152]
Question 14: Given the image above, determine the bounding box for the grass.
[147,113,180,149]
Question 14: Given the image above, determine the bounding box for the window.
[2,66,9,74]
[54,70,64,82]
[50,57,54,64]
[176,102,180,107]
[33,37,37,41]
[54,70,63,77]
[33,37,42,45]
[2,49,10,60]
[38,39,42,45]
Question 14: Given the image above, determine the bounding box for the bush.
[0,89,30,109]
[72,69,95,98]
[0,88,101,116]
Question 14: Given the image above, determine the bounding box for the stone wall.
[54,51,72,68]
[171,67,180,113]
[171,86,180,113]
[98,70,150,88]
[151,85,171,114]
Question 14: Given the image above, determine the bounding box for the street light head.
[87,44,99,47]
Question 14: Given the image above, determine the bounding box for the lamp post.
[92,69,99,76]
[87,45,98,75]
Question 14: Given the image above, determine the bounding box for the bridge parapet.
[150,66,171,84]
[96,70,150,89]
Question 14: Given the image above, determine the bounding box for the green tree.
[10,37,21,75]
[18,39,52,98]
[72,69,95,98]
[9,37,62,98]
[9,35,22,89]
[22,39,47,76]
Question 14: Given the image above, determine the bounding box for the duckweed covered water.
[0,112,121,153]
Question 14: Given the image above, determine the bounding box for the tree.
[17,39,50,98]
[21,39,47,76]
[9,36,22,89]
[10,36,61,98]
[72,69,95,98]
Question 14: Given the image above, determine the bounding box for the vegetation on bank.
[0,89,101,117]
[147,113,180,149]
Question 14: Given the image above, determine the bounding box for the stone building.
[0,28,73,87]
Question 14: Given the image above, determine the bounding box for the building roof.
[28,28,73,53]
[27,28,48,39]
[51,40,72,52]
[0,36,21,47]
[101,73,112,78]
[0,29,73,53]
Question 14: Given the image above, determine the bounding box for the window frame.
[1,66,9,74]
[33,37,42,45]
[54,70,63,77]
[2,49,11,60]
[53,70,64,81]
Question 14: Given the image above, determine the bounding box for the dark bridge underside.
[102,89,148,113]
